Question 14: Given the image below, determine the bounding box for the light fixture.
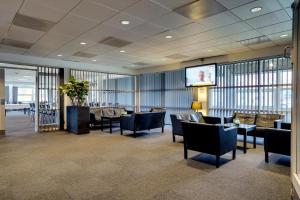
[269,62,274,67]
[121,20,130,25]
[250,7,262,13]
[191,101,202,113]
[80,42,87,45]
[92,59,97,62]
[57,54,62,57]
[280,34,288,38]
[207,49,213,52]
[120,50,126,53]
[165,35,173,39]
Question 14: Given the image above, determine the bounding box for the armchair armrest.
[274,119,282,128]
[224,116,234,124]
[220,126,237,154]
[126,110,134,114]
[120,114,135,131]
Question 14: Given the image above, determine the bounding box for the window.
[18,87,35,102]
[139,70,193,124]
[71,70,135,110]
[208,57,292,122]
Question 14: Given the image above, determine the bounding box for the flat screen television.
[185,63,217,87]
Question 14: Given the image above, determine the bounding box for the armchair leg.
[172,133,175,142]
[134,130,136,138]
[232,149,236,160]
[120,129,123,135]
[184,147,188,159]
[162,126,164,133]
[216,156,220,168]
[265,152,269,163]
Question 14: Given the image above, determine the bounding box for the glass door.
[0,68,5,135]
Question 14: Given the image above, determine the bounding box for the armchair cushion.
[190,112,205,123]
[114,108,126,117]
[255,114,282,128]
[102,108,114,117]
[235,112,255,124]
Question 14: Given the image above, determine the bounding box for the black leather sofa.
[120,112,166,137]
[182,122,237,168]
[170,112,221,142]
[264,122,291,163]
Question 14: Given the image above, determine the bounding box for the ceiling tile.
[26,43,56,56]
[197,11,240,29]
[216,0,254,9]
[27,0,81,13]
[173,22,208,37]
[278,0,293,8]
[5,25,44,43]
[0,0,23,12]
[103,12,145,30]
[228,30,262,42]
[257,20,292,35]
[19,0,66,22]
[72,0,117,23]
[0,44,27,54]
[130,22,167,38]
[124,0,170,21]
[152,12,192,29]
[231,0,282,20]
[214,22,253,37]
[248,41,276,50]
[285,8,293,19]
[37,32,73,50]
[91,0,139,11]
[267,30,292,44]
[150,0,196,10]
[246,9,290,29]
[51,14,98,37]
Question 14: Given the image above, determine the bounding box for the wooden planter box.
[67,106,90,134]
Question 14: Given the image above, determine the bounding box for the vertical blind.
[38,67,60,132]
[139,70,193,124]
[71,70,135,110]
[208,57,292,122]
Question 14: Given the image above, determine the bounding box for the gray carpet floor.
[5,111,35,136]
[0,127,290,200]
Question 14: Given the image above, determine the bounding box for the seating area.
[0,0,299,199]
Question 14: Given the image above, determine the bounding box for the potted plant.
[60,76,90,134]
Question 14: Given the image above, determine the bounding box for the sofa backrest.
[233,112,284,128]
[150,107,166,112]
[135,112,165,130]
[255,114,282,128]
[182,122,222,152]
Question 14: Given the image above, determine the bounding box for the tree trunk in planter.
[67,106,90,134]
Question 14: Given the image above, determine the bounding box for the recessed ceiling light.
[120,50,126,53]
[92,59,97,62]
[207,49,213,52]
[57,54,62,57]
[121,20,130,25]
[280,34,288,38]
[165,35,173,39]
[250,7,262,13]
[80,42,87,45]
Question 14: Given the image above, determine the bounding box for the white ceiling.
[0,0,293,70]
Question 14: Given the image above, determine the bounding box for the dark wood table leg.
[101,118,103,131]
[243,131,247,154]
[110,119,112,134]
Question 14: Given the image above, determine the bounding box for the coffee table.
[101,116,121,133]
[224,123,256,154]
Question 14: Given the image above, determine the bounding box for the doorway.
[4,68,37,136]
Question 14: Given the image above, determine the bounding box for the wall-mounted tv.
[185,63,217,87]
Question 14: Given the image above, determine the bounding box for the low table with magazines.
[101,116,121,133]
[224,123,256,154]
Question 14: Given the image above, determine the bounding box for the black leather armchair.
[120,112,166,137]
[170,113,221,142]
[182,122,237,168]
[264,122,291,163]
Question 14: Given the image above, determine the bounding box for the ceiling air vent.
[174,0,226,21]
[73,52,97,58]
[1,38,33,49]
[13,13,56,32]
[238,36,271,46]
[99,37,131,48]
[166,54,189,60]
